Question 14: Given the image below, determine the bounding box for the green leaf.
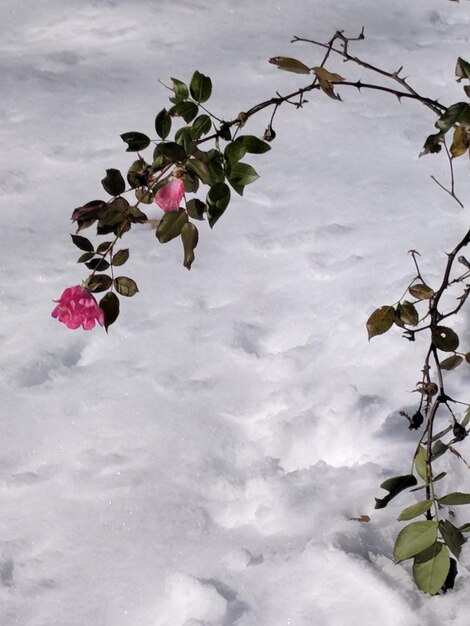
[71,200,108,232]
[393,521,438,561]
[420,132,443,156]
[410,472,446,492]
[268,56,311,74]
[459,523,470,533]
[120,132,151,152]
[127,159,149,188]
[435,102,470,132]
[432,326,459,352]
[111,249,130,266]
[186,198,206,221]
[374,474,418,509]
[397,301,419,326]
[462,406,470,428]
[174,127,193,153]
[71,234,94,252]
[96,241,112,254]
[409,283,434,300]
[432,425,453,442]
[398,500,433,521]
[114,276,139,297]
[181,222,199,270]
[440,354,463,370]
[156,210,188,243]
[190,114,212,139]
[101,168,126,196]
[225,140,247,164]
[431,440,448,462]
[206,182,231,228]
[154,141,187,163]
[77,252,95,264]
[439,520,466,559]
[189,71,212,103]
[225,135,271,165]
[169,101,199,123]
[180,170,199,194]
[99,291,120,332]
[414,445,429,483]
[186,158,212,184]
[87,274,113,293]
[186,154,224,186]
[227,162,259,196]
[134,187,154,204]
[128,205,148,223]
[413,543,450,595]
[206,155,225,184]
[240,135,272,154]
[85,258,110,271]
[439,492,470,506]
[155,108,172,140]
[456,57,470,82]
[170,77,189,101]
[366,305,395,340]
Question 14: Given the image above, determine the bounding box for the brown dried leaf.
[313,66,345,83]
[268,56,311,74]
[450,125,470,158]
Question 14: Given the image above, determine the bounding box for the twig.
[430,176,464,208]
[292,31,446,115]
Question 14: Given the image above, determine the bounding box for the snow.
[2,0,470,624]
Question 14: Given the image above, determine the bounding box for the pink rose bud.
[154,177,185,212]
[51,285,105,330]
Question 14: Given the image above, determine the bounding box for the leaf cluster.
[68,71,273,328]
[70,233,137,330]
[421,59,470,158]
[374,404,470,594]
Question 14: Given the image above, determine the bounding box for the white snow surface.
[2,1,470,624]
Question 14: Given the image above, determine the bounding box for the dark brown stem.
[292,32,446,115]
[198,80,445,147]
[425,397,441,510]
[432,227,470,311]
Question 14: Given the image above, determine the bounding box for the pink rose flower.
[154,177,185,212]
[51,285,104,330]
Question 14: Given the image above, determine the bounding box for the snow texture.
[2,0,470,624]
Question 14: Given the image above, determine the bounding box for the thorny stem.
[199,80,446,147]
[432,227,470,310]
[416,222,470,516]
[199,29,446,148]
[292,30,446,115]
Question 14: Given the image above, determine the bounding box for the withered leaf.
[367,305,395,340]
[268,56,311,74]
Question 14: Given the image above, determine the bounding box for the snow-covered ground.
[2,1,470,624]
